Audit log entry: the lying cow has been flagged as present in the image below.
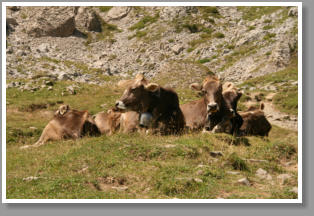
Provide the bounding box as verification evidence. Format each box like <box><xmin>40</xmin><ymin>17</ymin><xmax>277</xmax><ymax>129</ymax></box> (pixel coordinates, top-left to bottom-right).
<box><xmin>115</xmin><ymin>74</ymin><xmax>185</xmax><ymax>135</ymax></box>
<box><xmin>94</xmin><ymin>108</ymin><xmax>141</xmax><ymax>135</ymax></box>
<box><xmin>238</xmin><ymin>103</ymin><xmax>272</xmax><ymax>136</ymax></box>
<box><xmin>20</xmin><ymin>105</ymin><xmax>99</xmax><ymax>149</ymax></box>
<box><xmin>93</xmin><ymin>109</ymin><xmax>122</xmax><ymax>135</ymax></box>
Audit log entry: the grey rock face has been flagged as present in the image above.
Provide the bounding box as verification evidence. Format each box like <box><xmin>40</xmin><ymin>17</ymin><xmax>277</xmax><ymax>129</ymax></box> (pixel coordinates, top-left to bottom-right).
<box><xmin>27</xmin><ymin>7</ymin><xmax>76</xmax><ymax>37</ymax></box>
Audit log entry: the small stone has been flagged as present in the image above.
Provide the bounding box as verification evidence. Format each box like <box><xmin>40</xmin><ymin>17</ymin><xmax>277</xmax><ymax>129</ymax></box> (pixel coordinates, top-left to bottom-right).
<box><xmin>197</xmin><ymin>164</ymin><xmax>207</xmax><ymax>168</ymax></box>
<box><xmin>66</xmin><ymin>86</ymin><xmax>76</xmax><ymax>95</ymax></box>
<box><xmin>210</xmin><ymin>151</ymin><xmax>223</xmax><ymax>157</ymax></box>
<box><xmin>29</xmin><ymin>126</ymin><xmax>37</xmax><ymax>130</ymax></box>
<box><xmin>78</xmin><ymin>166</ymin><xmax>89</xmax><ymax>173</ymax></box>
<box><xmin>58</xmin><ymin>73</ymin><xmax>71</xmax><ymax>81</ymax></box>
<box><xmin>171</xmin><ymin>44</ymin><xmax>184</xmax><ymax>55</ymax></box>
<box><xmin>247</xmin><ymin>159</ymin><xmax>268</xmax><ymax>163</ymax></box>
<box><xmin>100</xmin><ymin>103</ymin><xmax>107</xmax><ymax>108</ymax></box>
<box><xmin>23</xmin><ymin>176</ymin><xmax>39</xmax><ymax>181</ymax></box>
<box><xmin>165</xmin><ymin>144</ymin><xmax>176</xmax><ymax>148</ymax></box>
<box><xmin>277</xmin><ymin>174</ymin><xmax>292</xmax><ymax>184</ymax></box>
<box><xmin>48</xmin><ymin>86</ymin><xmax>53</xmax><ymax>91</ymax></box>
<box><xmin>45</xmin><ymin>80</ymin><xmax>54</xmax><ymax>86</ymax></box>
<box><xmin>195</xmin><ymin>170</ymin><xmax>204</xmax><ymax>175</ymax></box>
<box><xmin>289</xmin><ymin>187</ymin><xmax>298</xmax><ymax>194</ymax></box>
<box><xmin>256</xmin><ymin>168</ymin><xmax>267</xmax><ymax>179</ymax></box>
<box><xmin>111</xmin><ymin>186</ymin><xmax>128</xmax><ymax>191</ymax></box>
<box><xmin>238</xmin><ymin>177</ymin><xmax>251</xmax><ymax>186</ymax></box>
<box><xmin>193</xmin><ymin>178</ymin><xmax>203</xmax><ymax>183</ymax></box>
<box><xmin>37</xmin><ymin>43</ymin><xmax>50</xmax><ymax>53</ymax></box>
<box><xmin>227</xmin><ymin>171</ymin><xmax>240</xmax><ymax>175</ymax></box>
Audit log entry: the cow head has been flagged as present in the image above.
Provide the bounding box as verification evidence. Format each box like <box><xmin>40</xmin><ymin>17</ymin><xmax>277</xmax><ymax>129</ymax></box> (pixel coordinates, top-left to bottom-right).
<box><xmin>190</xmin><ymin>76</ymin><xmax>223</xmax><ymax>115</ymax></box>
<box><xmin>222</xmin><ymin>82</ymin><xmax>242</xmax><ymax>116</ymax></box>
<box><xmin>115</xmin><ymin>74</ymin><xmax>160</xmax><ymax>112</ymax></box>
<box><xmin>55</xmin><ymin>104</ymin><xmax>70</xmax><ymax>116</ymax></box>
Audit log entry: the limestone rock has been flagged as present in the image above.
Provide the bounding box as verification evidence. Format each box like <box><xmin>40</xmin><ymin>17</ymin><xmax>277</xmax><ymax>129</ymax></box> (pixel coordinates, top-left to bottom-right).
<box><xmin>27</xmin><ymin>7</ymin><xmax>76</xmax><ymax>37</ymax></box>
<box><xmin>75</xmin><ymin>7</ymin><xmax>101</xmax><ymax>33</ymax></box>
<box><xmin>105</xmin><ymin>7</ymin><xmax>131</xmax><ymax>21</ymax></box>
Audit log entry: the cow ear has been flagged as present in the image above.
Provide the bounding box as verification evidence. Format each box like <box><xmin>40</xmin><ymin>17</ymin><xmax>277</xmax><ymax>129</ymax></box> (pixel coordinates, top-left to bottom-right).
<box><xmin>145</xmin><ymin>83</ymin><xmax>159</xmax><ymax>92</ymax></box>
<box><xmin>237</xmin><ymin>91</ymin><xmax>243</xmax><ymax>99</ymax></box>
<box><xmin>190</xmin><ymin>83</ymin><xmax>202</xmax><ymax>91</ymax></box>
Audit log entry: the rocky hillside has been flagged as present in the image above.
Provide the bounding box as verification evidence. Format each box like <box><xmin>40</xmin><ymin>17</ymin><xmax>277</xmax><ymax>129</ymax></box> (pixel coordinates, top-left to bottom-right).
<box><xmin>6</xmin><ymin>6</ymin><xmax>298</xmax><ymax>87</ymax></box>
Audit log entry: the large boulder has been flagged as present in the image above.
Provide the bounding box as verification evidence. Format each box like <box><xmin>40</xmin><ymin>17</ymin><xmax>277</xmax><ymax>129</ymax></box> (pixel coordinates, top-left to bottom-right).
<box><xmin>27</xmin><ymin>7</ymin><xmax>76</xmax><ymax>37</ymax></box>
<box><xmin>75</xmin><ymin>7</ymin><xmax>101</xmax><ymax>33</ymax></box>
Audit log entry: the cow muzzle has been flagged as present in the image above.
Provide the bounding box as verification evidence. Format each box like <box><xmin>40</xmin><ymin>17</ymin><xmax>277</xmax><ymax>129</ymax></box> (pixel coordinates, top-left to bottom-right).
<box><xmin>207</xmin><ymin>103</ymin><xmax>219</xmax><ymax>113</ymax></box>
<box><xmin>115</xmin><ymin>101</ymin><xmax>127</xmax><ymax>110</ymax></box>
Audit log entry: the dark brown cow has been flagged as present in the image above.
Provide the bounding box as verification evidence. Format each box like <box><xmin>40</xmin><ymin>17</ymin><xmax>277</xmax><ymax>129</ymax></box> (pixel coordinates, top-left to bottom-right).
<box><xmin>181</xmin><ymin>76</ymin><xmax>235</xmax><ymax>132</ymax></box>
<box><xmin>238</xmin><ymin>103</ymin><xmax>272</xmax><ymax>136</ymax></box>
<box><xmin>222</xmin><ymin>82</ymin><xmax>243</xmax><ymax>135</ymax></box>
<box><xmin>20</xmin><ymin>105</ymin><xmax>99</xmax><ymax>149</ymax></box>
<box><xmin>115</xmin><ymin>74</ymin><xmax>185</xmax><ymax>135</ymax></box>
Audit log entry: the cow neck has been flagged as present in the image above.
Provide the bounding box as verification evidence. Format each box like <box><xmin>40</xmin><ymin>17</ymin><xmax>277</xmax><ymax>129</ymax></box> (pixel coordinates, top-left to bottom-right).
<box><xmin>145</xmin><ymin>88</ymin><xmax>161</xmax><ymax>114</ymax></box>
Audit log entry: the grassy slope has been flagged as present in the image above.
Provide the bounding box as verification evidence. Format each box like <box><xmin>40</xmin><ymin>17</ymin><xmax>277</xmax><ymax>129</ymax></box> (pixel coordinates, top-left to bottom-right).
<box><xmin>6</xmin><ymin>79</ymin><xmax>298</xmax><ymax>199</ymax></box>
<box><xmin>239</xmin><ymin>57</ymin><xmax>298</xmax><ymax>115</ymax></box>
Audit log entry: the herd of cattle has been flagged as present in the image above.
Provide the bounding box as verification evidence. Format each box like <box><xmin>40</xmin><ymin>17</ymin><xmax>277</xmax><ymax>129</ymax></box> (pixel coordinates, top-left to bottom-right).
<box><xmin>20</xmin><ymin>74</ymin><xmax>272</xmax><ymax>149</ymax></box>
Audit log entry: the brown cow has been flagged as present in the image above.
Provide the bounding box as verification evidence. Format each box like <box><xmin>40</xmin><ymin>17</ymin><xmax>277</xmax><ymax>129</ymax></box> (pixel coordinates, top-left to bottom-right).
<box><xmin>115</xmin><ymin>74</ymin><xmax>185</xmax><ymax>135</ymax></box>
<box><xmin>222</xmin><ymin>82</ymin><xmax>243</xmax><ymax>135</ymax></box>
<box><xmin>93</xmin><ymin>109</ymin><xmax>122</xmax><ymax>135</ymax></box>
<box><xmin>180</xmin><ymin>76</ymin><xmax>234</xmax><ymax>132</ymax></box>
<box><xmin>238</xmin><ymin>103</ymin><xmax>272</xmax><ymax>136</ymax></box>
<box><xmin>94</xmin><ymin>109</ymin><xmax>141</xmax><ymax>135</ymax></box>
<box><xmin>20</xmin><ymin>105</ymin><xmax>98</xmax><ymax>149</ymax></box>
<box><xmin>120</xmin><ymin>111</ymin><xmax>140</xmax><ymax>133</ymax></box>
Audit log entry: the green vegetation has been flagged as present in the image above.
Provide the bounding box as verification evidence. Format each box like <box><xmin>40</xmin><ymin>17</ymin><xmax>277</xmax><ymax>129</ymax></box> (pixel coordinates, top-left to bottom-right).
<box><xmin>197</xmin><ymin>58</ymin><xmax>211</xmax><ymax>64</ymax></box>
<box><xmin>263</xmin><ymin>25</ymin><xmax>274</xmax><ymax>30</ymax></box>
<box><xmin>21</xmin><ymin>13</ymin><xmax>27</xmax><ymax>19</ymax></box>
<box><xmin>247</xmin><ymin>26</ymin><xmax>256</xmax><ymax>31</ymax></box>
<box><xmin>237</xmin><ymin>6</ymin><xmax>283</xmax><ymax>21</ymax></box>
<box><xmin>129</xmin><ymin>14</ymin><xmax>159</xmax><ymax>31</ymax></box>
<box><xmin>214</xmin><ymin>32</ymin><xmax>225</xmax><ymax>38</ymax></box>
<box><xmin>198</xmin><ymin>6</ymin><xmax>222</xmax><ymax>19</ymax></box>
<box><xmin>84</xmin><ymin>16</ymin><xmax>120</xmax><ymax>46</ymax></box>
<box><xmin>98</xmin><ymin>6</ymin><xmax>113</xmax><ymax>13</ymax></box>
<box><xmin>6</xmin><ymin>91</ymin><xmax>298</xmax><ymax>198</ymax></box>
<box><xmin>240</xmin><ymin>57</ymin><xmax>298</xmax><ymax>115</ymax></box>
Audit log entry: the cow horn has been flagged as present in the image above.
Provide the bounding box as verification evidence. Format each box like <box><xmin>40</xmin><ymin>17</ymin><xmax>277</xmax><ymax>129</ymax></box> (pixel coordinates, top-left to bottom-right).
<box><xmin>144</xmin><ymin>83</ymin><xmax>159</xmax><ymax>92</ymax></box>
<box><xmin>190</xmin><ymin>83</ymin><xmax>202</xmax><ymax>91</ymax></box>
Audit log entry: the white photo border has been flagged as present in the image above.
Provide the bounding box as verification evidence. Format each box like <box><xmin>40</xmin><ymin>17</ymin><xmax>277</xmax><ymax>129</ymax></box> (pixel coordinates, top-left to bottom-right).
<box><xmin>1</xmin><ymin>1</ymin><xmax>303</xmax><ymax>204</ymax></box>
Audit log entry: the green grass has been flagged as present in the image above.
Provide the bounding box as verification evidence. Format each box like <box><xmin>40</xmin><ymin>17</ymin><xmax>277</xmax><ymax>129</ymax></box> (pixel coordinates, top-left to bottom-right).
<box><xmin>197</xmin><ymin>58</ymin><xmax>211</xmax><ymax>64</ymax></box>
<box><xmin>263</xmin><ymin>33</ymin><xmax>276</xmax><ymax>41</ymax></box>
<box><xmin>6</xmin><ymin>75</ymin><xmax>298</xmax><ymax>199</ymax></box>
<box><xmin>240</xmin><ymin>57</ymin><xmax>298</xmax><ymax>115</ymax></box>
<box><xmin>237</xmin><ymin>6</ymin><xmax>283</xmax><ymax>21</ymax></box>
<box><xmin>214</xmin><ymin>32</ymin><xmax>225</xmax><ymax>39</ymax></box>
<box><xmin>84</xmin><ymin>16</ymin><xmax>120</xmax><ymax>45</ymax></box>
<box><xmin>98</xmin><ymin>6</ymin><xmax>113</xmax><ymax>13</ymax></box>
<box><xmin>129</xmin><ymin>14</ymin><xmax>159</xmax><ymax>31</ymax></box>
<box><xmin>198</xmin><ymin>6</ymin><xmax>222</xmax><ymax>19</ymax></box>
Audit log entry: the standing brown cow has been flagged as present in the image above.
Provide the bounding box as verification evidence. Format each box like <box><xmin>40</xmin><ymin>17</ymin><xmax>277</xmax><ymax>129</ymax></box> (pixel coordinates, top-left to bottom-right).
<box><xmin>115</xmin><ymin>74</ymin><xmax>185</xmax><ymax>135</ymax></box>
